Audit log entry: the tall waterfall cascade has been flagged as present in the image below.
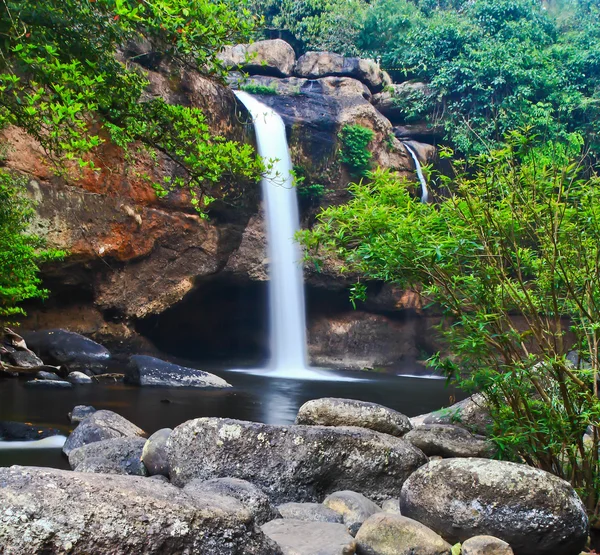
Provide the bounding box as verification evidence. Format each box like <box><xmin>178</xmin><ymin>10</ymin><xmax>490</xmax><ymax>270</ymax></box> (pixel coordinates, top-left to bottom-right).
<box><xmin>404</xmin><ymin>144</ymin><xmax>429</xmax><ymax>203</ymax></box>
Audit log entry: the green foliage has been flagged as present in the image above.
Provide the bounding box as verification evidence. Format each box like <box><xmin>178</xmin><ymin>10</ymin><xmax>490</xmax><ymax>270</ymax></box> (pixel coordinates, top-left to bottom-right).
<box><xmin>240</xmin><ymin>83</ymin><xmax>279</xmax><ymax>96</ymax></box>
<box><xmin>0</xmin><ymin>171</ymin><xmax>64</xmax><ymax>321</ymax></box>
<box><xmin>301</xmin><ymin>131</ymin><xmax>600</xmax><ymax>517</ymax></box>
<box><xmin>0</xmin><ymin>0</ymin><xmax>263</xmax><ymax>213</ymax></box>
<box><xmin>338</xmin><ymin>125</ymin><xmax>375</xmax><ymax>177</ymax></box>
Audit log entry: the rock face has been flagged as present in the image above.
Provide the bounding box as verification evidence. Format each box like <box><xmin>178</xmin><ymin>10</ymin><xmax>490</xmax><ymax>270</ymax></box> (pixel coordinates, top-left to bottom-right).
<box><xmin>125</xmin><ymin>355</ymin><xmax>231</xmax><ymax>388</ymax></box>
<box><xmin>62</xmin><ymin>409</ymin><xmax>146</xmax><ymax>456</ymax></box>
<box><xmin>461</xmin><ymin>536</ymin><xmax>514</xmax><ymax>555</ymax></box>
<box><xmin>0</xmin><ymin>466</ymin><xmax>280</xmax><ymax>554</ymax></box>
<box><xmin>296</xmin><ymin>398</ymin><xmax>412</xmax><ymax>437</ymax></box>
<box><xmin>404</xmin><ymin>425</ymin><xmax>495</xmax><ymax>458</ymax></box>
<box><xmin>167</xmin><ymin>418</ymin><xmax>427</xmax><ymax>503</ymax></box>
<box><xmin>354</xmin><ymin>513</ymin><xmax>452</xmax><ymax>555</ymax></box>
<box><xmin>68</xmin><ymin>437</ymin><xmax>148</xmax><ymax>476</ymax></box>
<box><xmin>278</xmin><ymin>503</ymin><xmax>343</xmax><ymax>524</ymax></box>
<box><xmin>323</xmin><ymin>491</ymin><xmax>382</xmax><ymax>536</ymax></box>
<box><xmin>400</xmin><ymin>458</ymin><xmax>588</xmax><ymax>555</ymax></box>
<box><xmin>218</xmin><ymin>39</ymin><xmax>296</xmax><ymax>77</ymax></box>
<box><xmin>141</xmin><ymin>428</ymin><xmax>172</xmax><ymax>476</ymax></box>
<box><xmin>261</xmin><ymin>519</ymin><xmax>356</xmax><ymax>555</ymax></box>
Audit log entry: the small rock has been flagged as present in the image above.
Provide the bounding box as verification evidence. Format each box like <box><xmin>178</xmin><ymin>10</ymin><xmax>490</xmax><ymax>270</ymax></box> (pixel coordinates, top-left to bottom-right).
<box><xmin>68</xmin><ymin>437</ymin><xmax>148</xmax><ymax>476</ymax></box>
<box><xmin>24</xmin><ymin>379</ymin><xmax>72</xmax><ymax>389</ymax></box>
<box><xmin>68</xmin><ymin>371</ymin><xmax>93</xmax><ymax>384</ymax></box>
<box><xmin>8</xmin><ymin>350</ymin><xmax>44</xmax><ymax>368</ymax></box>
<box><xmin>355</xmin><ymin>513</ymin><xmax>452</xmax><ymax>555</ymax></box>
<box><xmin>63</xmin><ymin>409</ymin><xmax>146</xmax><ymax>456</ymax></box>
<box><xmin>323</xmin><ymin>491</ymin><xmax>381</xmax><ymax>536</ymax></box>
<box><xmin>381</xmin><ymin>498</ymin><xmax>401</xmax><ymax>515</ymax></box>
<box><xmin>35</xmin><ymin>370</ymin><xmax>62</xmax><ymax>381</ymax></box>
<box><xmin>141</xmin><ymin>428</ymin><xmax>172</xmax><ymax>476</ymax></box>
<box><xmin>68</xmin><ymin>405</ymin><xmax>96</xmax><ymax>423</ymax></box>
<box><xmin>296</xmin><ymin>398</ymin><xmax>412</xmax><ymax>437</ymax></box>
<box><xmin>262</xmin><ymin>518</ymin><xmax>357</xmax><ymax>555</ymax></box>
<box><xmin>404</xmin><ymin>425</ymin><xmax>495</xmax><ymax>458</ymax></box>
<box><xmin>278</xmin><ymin>502</ymin><xmax>343</xmax><ymax>523</ymax></box>
<box><xmin>462</xmin><ymin>535</ymin><xmax>514</xmax><ymax>555</ymax></box>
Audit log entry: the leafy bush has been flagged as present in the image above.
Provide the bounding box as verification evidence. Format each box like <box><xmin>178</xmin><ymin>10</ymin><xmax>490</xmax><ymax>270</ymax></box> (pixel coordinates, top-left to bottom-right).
<box><xmin>301</xmin><ymin>131</ymin><xmax>600</xmax><ymax>518</ymax></box>
<box><xmin>240</xmin><ymin>84</ymin><xmax>279</xmax><ymax>96</ymax></box>
<box><xmin>338</xmin><ymin>125</ymin><xmax>375</xmax><ymax>177</ymax></box>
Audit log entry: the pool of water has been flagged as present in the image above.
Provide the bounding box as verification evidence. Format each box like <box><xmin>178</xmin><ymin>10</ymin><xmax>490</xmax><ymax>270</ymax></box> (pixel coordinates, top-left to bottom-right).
<box><xmin>0</xmin><ymin>367</ymin><xmax>463</xmax><ymax>469</ymax></box>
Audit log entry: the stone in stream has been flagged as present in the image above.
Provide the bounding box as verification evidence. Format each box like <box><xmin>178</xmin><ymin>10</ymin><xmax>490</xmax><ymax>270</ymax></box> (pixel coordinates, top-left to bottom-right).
<box><xmin>35</xmin><ymin>370</ymin><xmax>62</xmax><ymax>381</ymax></box>
<box><xmin>183</xmin><ymin>477</ymin><xmax>278</xmax><ymax>525</ymax></box>
<box><xmin>323</xmin><ymin>491</ymin><xmax>382</xmax><ymax>536</ymax></box>
<box><xmin>68</xmin><ymin>405</ymin><xmax>96</xmax><ymax>423</ymax></box>
<box><xmin>354</xmin><ymin>513</ymin><xmax>452</xmax><ymax>555</ymax></box>
<box><xmin>125</xmin><ymin>354</ymin><xmax>232</xmax><ymax>388</ymax></box>
<box><xmin>62</xmin><ymin>409</ymin><xmax>146</xmax><ymax>456</ymax></box>
<box><xmin>24</xmin><ymin>379</ymin><xmax>72</xmax><ymax>389</ymax></box>
<box><xmin>8</xmin><ymin>349</ymin><xmax>44</xmax><ymax>368</ymax></box>
<box><xmin>261</xmin><ymin>519</ymin><xmax>356</xmax><ymax>555</ymax></box>
<box><xmin>296</xmin><ymin>398</ymin><xmax>412</xmax><ymax>437</ymax></box>
<box><xmin>0</xmin><ymin>421</ymin><xmax>61</xmax><ymax>441</ymax></box>
<box><xmin>68</xmin><ymin>371</ymin><xmax>93</xmax><ymax>384</ymax></box>
<box><xmin>167</xmin><ymin>418</ymin><xmax>427</xmax><ymax>503</ymax></box>
<box><xmin>400</xmin><ymin>458</ymin><xmax>588</xmax><ymax>555</ymax></box>
<box><xmin>68</xmin><ymin>437</ymin><xmax>148</xmax><ymax>476</ymax></box>
<box><xmin>141</xmin><ymin>428</ymin><xmax>172</xmax><ymax>476</ymax></box>
<box><xmin>404</xmin><ymin>425</ymin><xmax>495</xmax><ymax>458</ymax></box>
<box><xmin>0</xmin><ymin>466</ymin><xmax>280</xmax><ymax>554</ymax></box>
<box><xmin>278</xmin><ymin>502</ymin><xmax>343</xmax><ymax>524</ymax></box>
<box><xmin>461</xmin><ymin>536</ymin><xmax>514</xmax><ymax>555</ymax></box>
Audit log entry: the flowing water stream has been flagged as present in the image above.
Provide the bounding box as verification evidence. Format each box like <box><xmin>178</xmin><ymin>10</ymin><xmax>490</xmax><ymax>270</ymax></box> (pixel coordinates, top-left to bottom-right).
<box><xmin>404</xmin><ymin>143</ymin><xmax>429</xmax><ymax>203</ymax></box>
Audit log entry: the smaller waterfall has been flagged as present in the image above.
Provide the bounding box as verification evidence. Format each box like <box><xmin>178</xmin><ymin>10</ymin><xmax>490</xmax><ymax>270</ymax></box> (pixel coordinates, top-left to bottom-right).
<box><xmin>404</xmin><ymin>144</ymin><xmax>429</xmax><ymax>203</ymax></box>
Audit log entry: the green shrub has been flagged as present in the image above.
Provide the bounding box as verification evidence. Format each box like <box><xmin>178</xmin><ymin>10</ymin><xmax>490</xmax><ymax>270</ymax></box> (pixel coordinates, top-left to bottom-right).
<box><xmin>240</xmin><ymin>83</ymin><xmax>279</xmax><ymax>96</ymax></box>
<box><xmin>338</xmin><ymin>124</ymin><xmax>375</xmax><ymax>177</ymax></box>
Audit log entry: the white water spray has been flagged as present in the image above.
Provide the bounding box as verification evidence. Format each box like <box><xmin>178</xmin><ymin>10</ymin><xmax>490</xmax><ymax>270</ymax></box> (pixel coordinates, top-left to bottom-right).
<box><xmin>404</xmin><ymin>144</ymin><xmax>429</xmax><ymax>203</ymax></box>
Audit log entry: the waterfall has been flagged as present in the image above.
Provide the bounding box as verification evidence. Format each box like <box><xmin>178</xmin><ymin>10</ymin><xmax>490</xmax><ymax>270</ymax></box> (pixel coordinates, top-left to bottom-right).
<box><xmin>404</xmin><ymin>144</ymin><xmax>429</xmax><ymax>203</ymax></box>
<box><xmin>234</xmin><ymin>91</ymin><xmax>309</xmax><ymax>375</ymax></box>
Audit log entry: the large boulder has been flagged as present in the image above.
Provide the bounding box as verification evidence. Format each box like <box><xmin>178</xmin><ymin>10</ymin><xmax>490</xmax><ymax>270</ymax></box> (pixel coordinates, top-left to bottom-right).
<box><xmin>125</xmin><ymin>354</ymin><xmax>231</xmax><ymax>388</ymax></box>
<box><xmin>21</xmin><ymin>329</ymin><xmax>111</xmax><ymax>372</ymax></box>
<box><xmin>68</xmin><ymin>437</ymin><xmax>148</xmax><ymax>476</ymax></box>
<box><xmin>62</xmin><ymin>409</ymin><xmax>146</xmax><ymax>456</ymax></box>
<box><xmin>372</xmin><ymin>81</ymin><xmax>433</xmax><ymax>123</ymax></box>
<box><xmin>461</xmin><ymin>536</ymin><xmax>514</xmax><ymax>555</ymax></box>
<box><xmin>278</xmin><ymin>503</ymin><xmax>343</xmax><ymax>524</ymax></box>
<box><xmin>404</xmin><ymin>425</ymin><xmax>495</xmax><ymax>458</ymax></box>
<box><xmin>294</xmin><ymin>52</ymin><xmax>387</xmax><ymax>92</ymax></box>
<box><xmin>0</xmin><ymin>466</ymin><xmax>280</xmax><ymax>554</ymax></box>
<box><xmin>296</xmin><ymin>398</ymin><xmax>412</xmax><ymax>437</ymax></box>
<box><xmin>218</xmin><ymin>39</ymin><xmax>296</xmax><ymax>77</ymax></box>
<box><xmin>400</xmin><ymin>458</ymin><xmax>588</xmax><ymax>555</ymax></box>
<box><xmin>167</xmin><ymin>418</ymin><xmax>427</xmax><ymax>503</ymax></box>
<box><xmin>323</xmin><ymin>491</ymin><xmax>381</xmax><ymax>536</ymax></box>
<box><xmin>261</xmin><ymin>519</ymin><xmax>356</xmax><ymax>555</ymax></box>
<box><xmin>354</xmin><ymin>513</ymin><xmax>452</xmax><ymax>555</ymax></box>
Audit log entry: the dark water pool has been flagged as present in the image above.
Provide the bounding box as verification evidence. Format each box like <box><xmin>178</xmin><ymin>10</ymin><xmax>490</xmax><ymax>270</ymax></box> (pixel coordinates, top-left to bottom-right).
<box><xmin>0</xmin><ymin>367</ymin><xmax>463</xmax><ymax>469</ymax></box>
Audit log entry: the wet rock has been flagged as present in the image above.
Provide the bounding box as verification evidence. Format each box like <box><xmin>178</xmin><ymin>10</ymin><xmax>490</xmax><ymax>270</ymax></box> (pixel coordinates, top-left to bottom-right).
<box><xmin>7</xmin><ymin>349</ymin><xmax>44</xmax><ymax>368</ymax></box>
<box><xmin>355</xmin><ymin>513</ymin><xmax>452</xmax><ymax>555</ymax></box>
<box><xmin>262</xmin><ymin>519</ymin><xmax>356</xmax><ymax>555</ymax></box>
<box><xmin>218</xmin><ymin>39</ymin><xmax>296</xmax><ymax>77</ymax></box>
<box><xmin>381</xmin><ymin>498</ymin><xmax>401</xmax><ymax>515</ymax></box>
<box><xmin>294</xmin><ymin>51</ymin><xmax>387</xmax><ymax>92</ymax></box>
<box><xmin>183</xmin><ymin>477</ymin><xmax>278</xmax><ymax>525</ymax></box>
<box><xmin>63</xmin><ymin>409</ymin><xmax>146</xmax><ymax>456</ymax></box>
<box><xmin>0</xmin><ymin>466</ymin><xmax>280</xmax><ymax>554</ymax></box>
<box><xmin>68</xmin><ymin>371</ymin><xmax>93</xmax><ymax>384</ymax></box>
<box><xmin>168</xmin><ymin>418</ymin><xmax>427</xmax><ymax>503</ymax></box>
<box><xmin>141</xmin><ymin>428</ymin><xmax>172</xmax><ymax>476</ymax></box>
<box><xmin>323</xmin><ymin>491</ymin><xmax>381</xmax><ymax>536</ymax></box>
<box><xmin>404</xmin><ymin>425</ymin><xmax>495</xmax><ymax>458</ymax></box>
<box><xmin>461</xmin><ymin>536</ymin><xmax>514</xmax><ymax>555</ymax></box>
<box><xmin>36</xmin><ymin>370</ymin><xmax>62</xmax><ymax>380</ymax></box>
<box><xmin>278</xmin><ymin>502</ymin><xmax>343</xmax><ymax>524</ymax></box>
<box><xmin>126</xmin><ymin>355</ymin><xmax>231</xmax><ymax>388</ymax></box>
<box><xmin>0</xmin><ymin>421</ymin><xmax>61</xmax><ymax>441</ymax></box>
<box><xmin>68</xmin><ymin>405</ymin><xmax>96</xmax><ymax>423</ymax></box>
<box><xmin>400</xmin><ymin>458</ymin><xmax>588</xmax><ymax>555</ymax></box>
<box><xmin>68</xmin><ymin>437</ymin><xmax>148</xmax><ymax>476</ymax></box>
<box><xmin>24</xmin><ymin>379</ymin><xmax>72</xmax><ymax>389</ymax></box>
<box><xmin>296</xmin><ymin>398</ymin><xmax>412</xmax><ymax>437</ymax></box>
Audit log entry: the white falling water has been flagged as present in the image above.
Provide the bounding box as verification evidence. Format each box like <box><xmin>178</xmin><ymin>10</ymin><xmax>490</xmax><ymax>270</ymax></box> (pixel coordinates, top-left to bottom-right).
<box><xmin>404</xmin><ymin>144</ymin><xmax>429</xmax><ymax>203</ymax></box>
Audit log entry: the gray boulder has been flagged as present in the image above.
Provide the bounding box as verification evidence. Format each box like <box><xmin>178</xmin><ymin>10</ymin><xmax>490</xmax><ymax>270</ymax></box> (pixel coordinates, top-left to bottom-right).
<box><xmin>141</xmin><ymin>428</ymin><xmax>172</xmax><ymax>476</ymax></box>
<box><xmin>167</xmin><ymin>418</ymin><xmax>427</xmax><ymax>503</ymax></box>
<box><xmin>62</xmin><ymin>409</ymin><xmax>146</xmax><ymax>456</ymax></box>
<box><xmin>68</xmin><ymin>405</ymin><xmax>96</xmax><ymax>423</ymax></box>
<box><xmin>323</xmin><ymin>491</ymin><xmax>381</xmax><ymax>536</ymax></box>
<box><xmin>0</xmin><ymin>466</ymin><xmax>280</xmax><ymax>554</ymax></box>
<box><xmin>68</xmin><ymin>371</ymin><xmax>93</xmax><ymax>384</ymax></box>
<box><xmin>183</xmin><ymin>478</ymin><xmax>279</xmax><ymax>525</ymax></box>
<box><xmin>400</xmin><ymin>458</ymin><xmax>588</xmax><ymax>555</ymax></box>
<box><xmin>462</xmin><ymin>536</ymin><xmax>514</xmax><ymax>555</ymax></box>
<box><xmin>7</xmin><ymin>350</ymin><xmax>44</xmax><ymax>368</ymax></box>
<box><xmin>35</xmin><ymin>370</ymin><xmax>62</xmax><ymax>380</ymax></box>
<box><xmin>262</xmin><ymin>519</ymin><xmax>356</xmax><ymax>555</ymax></box>
<box><xmin>24</xmin><ymin>379</ymin><xmax>72</xmax><ymax>389</ymax></box>
<box><xmin>126</xmin><ymin>355</ymin><xmax>231</xmax><ymax>388</ymax></box>
<box><xmin>68</xmin><ymin>437</ymin><xmax>148</xmax><ymax>476</ymax></box>
<box><xmin>296</xmin><ymin>398</ymin><xmax>412</xmax><ymax>437</ymax></box>
<box><xmin>404</xmin><ymin>425</ymin><xmax>495</xmax><ymax>458</ymax></box>
<box><xmin>355</xmin><ymin>513</ymin><xmax>452</xmax><ymax>555</ymax></box>
<box><xmin>218</xmin><ymin>39</ymin><xmax>296</xmax><ymax>77</ymax></box>
<box><xmin>278</xmin><ymin>503</ymin><xmax>343</xmax><ymax>524</ymax></box>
